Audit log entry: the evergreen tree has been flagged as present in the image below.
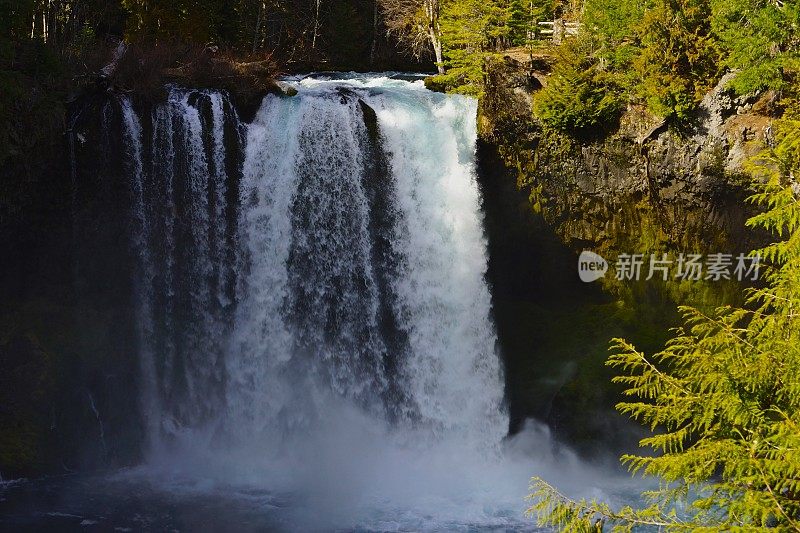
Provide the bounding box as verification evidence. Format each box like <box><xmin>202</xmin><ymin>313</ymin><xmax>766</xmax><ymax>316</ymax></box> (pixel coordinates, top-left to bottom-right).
<box><xmin>532</xmin><ymin>36</ymin><xmax>622</xmax><ymax>133</ymax></box>
<box><xmin>711</xmin><ymin>0</ymin><xmax>800</xmax><ymax>95</ymax></box>
<box><xmin>582</xmin><ymin>0</ymin><xmax>646</xmax><ymax>77</ymax></box>
<box><xmin>432</xmin><ymin>0</ymin><xmax>510</xmax><ymax>94</ymax></box>
<box><xmin>634</xmin><ymin>0</ymin><xmax>722</xmax><ymax>121</ymax></box>
<box><xmin>507</xmin><ymin>0</ymin><xmax>548</xmax><ymax>46</ymax></box>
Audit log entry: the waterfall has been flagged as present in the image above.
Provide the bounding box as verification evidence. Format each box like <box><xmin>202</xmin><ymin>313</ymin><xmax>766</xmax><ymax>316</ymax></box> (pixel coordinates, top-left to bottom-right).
<box><xmin>118</xmin><ymin>76</ymin><xmax>506</xmax><ymax>471</ymax></box>
<box><xmin>121</xmin><ymin>89</ymin><xmax>244</xmax><ymax>451</ymax></box>
<box><xmin>120</xmin><ymin>96</ymin><xmax>159</xmax><ymax>447</ymax></box>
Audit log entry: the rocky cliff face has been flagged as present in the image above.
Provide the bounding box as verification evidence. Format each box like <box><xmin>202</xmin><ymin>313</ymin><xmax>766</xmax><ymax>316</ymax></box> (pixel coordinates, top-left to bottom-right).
<box><xmin>479</xmin><ymin>53</ymin><xmax>773</xmax><ymax>256</ymax></box>
<box><xmin>476</xmin><ymin>53</ymin><xmax>774</xmax><ymax>453</ymax></box>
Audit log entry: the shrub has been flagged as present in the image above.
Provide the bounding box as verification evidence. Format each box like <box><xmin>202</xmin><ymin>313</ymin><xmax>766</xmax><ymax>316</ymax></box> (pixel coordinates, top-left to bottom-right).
<box><xmin>533</xmin><ymin>39</ymin><xmax>621</xmax><ymax>134</ymax></box>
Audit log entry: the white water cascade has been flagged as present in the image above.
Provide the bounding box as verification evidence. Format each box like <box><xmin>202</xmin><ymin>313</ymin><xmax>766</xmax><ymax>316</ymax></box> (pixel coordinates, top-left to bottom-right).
<box><xmin>120</xmin><ymin>76</ymin><xmax>505</xmax><ymax>447</ymax></box>
<box><xmin>229</xmin><ymin>77</ymin><xmax>506</xmax><ymax>444</ymax></box>
<box><xmin>115</xmin><ymin>76</ymin><xmax>618</xmax><ymax>530</ymax></box>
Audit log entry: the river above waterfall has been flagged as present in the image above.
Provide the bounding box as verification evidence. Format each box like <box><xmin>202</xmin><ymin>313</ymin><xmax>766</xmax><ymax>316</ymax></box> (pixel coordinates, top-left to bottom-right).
<box><xmin>1</xmin><ymin>73</ymin><xmax>645</xmax><ymax>531</ymax></box>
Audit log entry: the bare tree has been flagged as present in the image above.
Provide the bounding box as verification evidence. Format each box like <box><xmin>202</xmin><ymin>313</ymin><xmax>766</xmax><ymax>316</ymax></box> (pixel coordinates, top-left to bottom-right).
<box><xmin>253</xmin><ymin>0</ymin><xmax>266</xmax><ymax>53</ymax></box>
<box><xmin>312</xmin><ymin>0</ymin><xmax>322</xmax><ymax>49</ymax></box>
<box><xmin>370</xmin><ymin>0</ymin><xmax>378</xmax><ymax>66</ymax></box>
<box><xmin>378</xmin><ymin>0</ymin><xmax>444</xmax><ymax>74</ymax></box>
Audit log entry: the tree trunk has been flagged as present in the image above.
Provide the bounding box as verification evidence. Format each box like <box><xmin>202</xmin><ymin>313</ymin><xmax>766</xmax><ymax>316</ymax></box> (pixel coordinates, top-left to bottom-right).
<box><xmin>430</xmin><ymin>31</ymin><xmax>444</xmax><ymax>74</ymax></box>
<box><xmin>425</xmin><ymin>0</ymin><xmax>445</xmax><ymax>74</ymax></box>
<box><xmin>252</xmin><ymin>12</ymin><xmax>261</xmax><ymax>53</ymax></box>
<box><xmin>370</xmin><ymin>0</ymin><xmax>378</xmax><ymax>67</ymax></box>
<box><xmin>253</xmin><ymin>0</ymin><xmax>264</xmax><ymax>53</ymax></box>
<box><xmin>312</xmin><ymin>0</ymin><xmax>322</xmax><ymax>49</ymax></box>
<box><xmin>553</xmin><ymin>17</ymin><xmax>565</xmax><ymax>45</ymax></box>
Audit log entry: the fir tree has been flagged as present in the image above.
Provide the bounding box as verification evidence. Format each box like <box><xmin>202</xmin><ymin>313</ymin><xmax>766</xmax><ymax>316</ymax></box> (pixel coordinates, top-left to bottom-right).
<box><xmin>432</xmin><ymin>0</ymin><xmax>510</xmax><ymax>94</ymax></box>
<box><xmin>634</xmin><ymin>0</ymin><xmax>722</xmax><ymax>121</ymax></box>
<box><xmin>507</xmin><ymin>0</ymin><xmax>549</xmax><ymax>46</ymax></box>
<box><xmin>582</xmin><ymin>0</ymin><xmax>646</xmax><ymax>79</ymax></box>
<box><xmin>711</xmin><ymin>0</ymin><xmax>800</xmax><ymax>95</ymax></box>
<box><xmin>532</xmin><ymin>36</ymin><xmax>622</xmax><ymax>133</ymax></box>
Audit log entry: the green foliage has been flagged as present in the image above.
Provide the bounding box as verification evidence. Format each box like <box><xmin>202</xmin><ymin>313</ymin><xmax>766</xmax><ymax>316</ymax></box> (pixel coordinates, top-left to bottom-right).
<box><xmin>528</xmin><ymin>113</ymin><xmax>800</xmax><ymax>530</ymax></box>
<box><xmin>582</xmin><ymin>0</ymin><xmax>646</xmax><ymax>74</ymax></box>
<box><xmin>634</xmin><ymin>0</ymin><xmax>722</xmax><ymax>121</ymax></box>
<box><xmin>533</xmin><ymin>38</ymin><xmax>622</xmax><ymax>133</ymax></box>
<box><xmin>531</xmin><ymin>0</ymin><xmax>725</xmax><ymax>124</ymax></box>
<box><xmin>583</xmin><ymin>0</ymin><xmax>723</xmax><ymax>122</ymax></box>
<box><xmin>430</xmin><ymin>0</ymin><xmax>552</xmax><ymax>94</ymax></box>
<box><xmin>431</xmin><ymin>0</ymin><xmax>511</xmax><ymax>94</ymax></box>
<box><xmin>506</xmin><ymin>0</ymin><xmax>532</xmax><ymax>45</ymax></box>
<box><xmin>531</xmin><ymin>0</ymin><xmax>797</xmax><ymax>126</ymax></box>
<box><xmin>711</xmin><ymin>0</ymin><xmax>800</xmax><ymax>95</ymax></box>
<box><xmin>506</xmin><ymin>0</ymin><xmax>550</xmax><ymax>46</ymax></box>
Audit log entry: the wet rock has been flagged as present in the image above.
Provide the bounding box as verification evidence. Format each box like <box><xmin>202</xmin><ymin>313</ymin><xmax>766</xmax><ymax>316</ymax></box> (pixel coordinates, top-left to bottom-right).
<box><xmin>274</xmin><ymin>81</ymin><xmax>298</xmax><ymax>97</ymax></box>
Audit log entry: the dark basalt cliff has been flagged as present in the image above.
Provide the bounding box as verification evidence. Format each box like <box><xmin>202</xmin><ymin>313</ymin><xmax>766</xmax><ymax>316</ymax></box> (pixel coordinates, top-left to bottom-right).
<box><xmin>476</xmin><ymin>53</ymin><xmax>774</xmax><ymax>452</ymax></box>
<box><xmin>478</xmin><ymin>53</ymin><xmax>773</xmax><ymax>255</ymax></box>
